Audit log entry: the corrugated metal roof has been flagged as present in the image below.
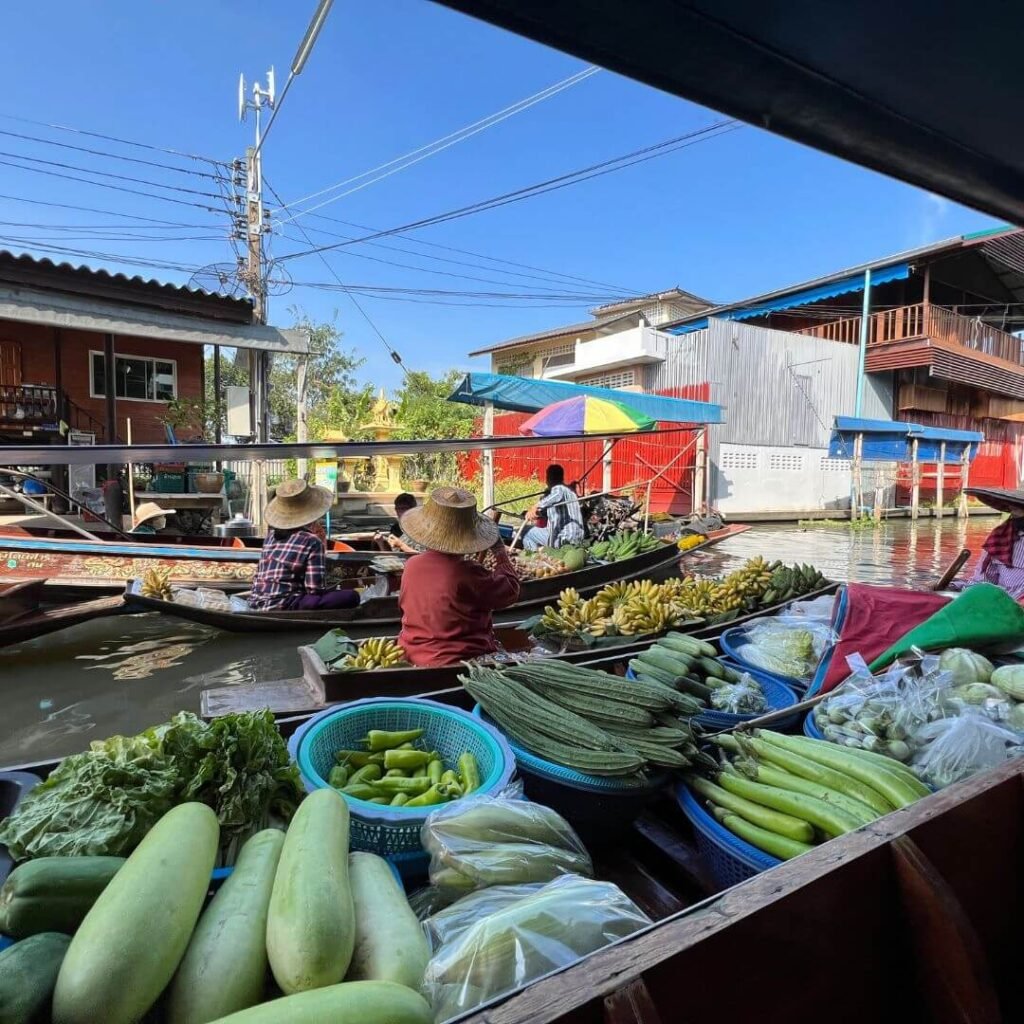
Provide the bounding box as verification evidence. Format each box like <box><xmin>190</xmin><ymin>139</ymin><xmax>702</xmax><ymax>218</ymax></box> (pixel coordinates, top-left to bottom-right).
<box><xmin>663</xmin><ymin>227</ymin><xmax>1024</xmax><ymax>332</ymax></box>
<box><xmin>590</xmin><ymin>286</ymin><xmax>710</xmax><ymax>317</ymax></box>
<box><xmin>0</xmin><ymin>249</ymin><xmax>253</xmax><ymax>323</ymax></box>
<box><xmin>469</xmin><ymin>310</ymin><xmax>639</xmax><ymax>357</ymax></box>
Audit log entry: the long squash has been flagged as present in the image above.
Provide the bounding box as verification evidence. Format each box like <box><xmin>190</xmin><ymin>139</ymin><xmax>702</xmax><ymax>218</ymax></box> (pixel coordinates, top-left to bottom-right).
<box><xmin>346</xmin><ymin>853</ymin><xmax>430</xmax><ymax>991</ymax></box>
<box><xmin>52</xmin><ymin>803</ymin><xmax>219</xmax><ymax>1024</ymax></box>
<box><xmin>166</xmin><ymin>828</ymin><xmax>285</xmax><ymax>1024</ymax></box>
<box><xmin>267</xmin><ymin>788</ymin><xmax>355</xmax><ymax>994</ymax></box>
<box><xmin>200</xmin><ymin>980</ymin><xmax>432</xmax><ymax>1023</ymax></box>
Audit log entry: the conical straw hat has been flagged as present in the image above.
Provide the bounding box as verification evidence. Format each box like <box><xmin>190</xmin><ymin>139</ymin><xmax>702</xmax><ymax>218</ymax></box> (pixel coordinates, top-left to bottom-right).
<box><xmin>134</xmin><ymin>501</ymin><xmax>175</xmax><ymax>526</ymax></box>
<box><xmin>400</xmin><ymin>486</ymin><xmax>498</xmax><ymax>555</ymax></box>
<box><xmin>264</xmin><ymin>479</ymin><xmax>334</xmax><ymax>530</ymax></box>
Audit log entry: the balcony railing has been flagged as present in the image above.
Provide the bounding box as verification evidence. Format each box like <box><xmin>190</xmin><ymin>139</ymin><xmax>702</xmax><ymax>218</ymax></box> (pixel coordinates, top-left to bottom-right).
<box><xmin>0</xmin><ymin>384</ymin><xmax>59</xmax><ymax>426</ymax></box>
<box><xmin>796</xmin><ymin>303</ymin><xmax>1024</xmax><ymax>366</ymax></box>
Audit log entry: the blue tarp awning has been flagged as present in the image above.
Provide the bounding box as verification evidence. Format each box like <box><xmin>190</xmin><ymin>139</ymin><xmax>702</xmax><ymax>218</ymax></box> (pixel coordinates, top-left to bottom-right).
<box><xmin>449</xmin><ymin>372</ymin><xmax>724</xmax><ymax>424</ymax></box>
<box><xmin>829</xmin><ymin>417</ymin><xmax>983</xmax><ymax>461</ymax></box>
<box><xmin>668</xmin><ymin>262</ymin><xmax>912</xmax><ymax>335</ymax></box>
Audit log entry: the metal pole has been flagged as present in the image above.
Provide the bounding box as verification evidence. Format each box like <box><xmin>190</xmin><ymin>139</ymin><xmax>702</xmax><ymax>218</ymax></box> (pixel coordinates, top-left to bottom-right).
<box><xmin>481</xmin><ymin>402</ymin><xmax>495</xmax><ymax>509</ymax></box>
<box><xmin>936</xmin><ymin>441</ymin><xmax>946</xmax><ymax>518</ymax></box>
<box><xmin>126</xmin><ymin>417</ymin><xmax>135</xmax><ymax>526</ymax></box>
<box><xmin>910</xmin><ymin>437</ymin><xmax>920</xmax><ymax>520</ymax></box>
<box><xmin>958</xmin><ymin>446</ymin><xmax>970</xmax><ymax>518</ymax></box>
<box><xmin>0</xmin><ymin>482</ymin><xmax>101</xmax><ymax>541</ymax></box>
<box><xmin>601</xmin><ymin>438</ymin><xmax>614</xmax><ymax>493</ymax></box>
<box><xmin>296</xmin><ymin>353</ymin><xmax>309</xmax><ymax>480</ymax></box>
<box><xmin>855</xmin><ymin>268</ymin><xmax>872</xmax><ymax>416</ymax></box>
<box><xmin>694</xmin><ymin>427</ymin><xmax>707</xmax><ymax>515</ymax></box>
<box><xmin>213</xmin><ymin>345</ymin><xmax>222</xmax><ymax>446</ymax></box>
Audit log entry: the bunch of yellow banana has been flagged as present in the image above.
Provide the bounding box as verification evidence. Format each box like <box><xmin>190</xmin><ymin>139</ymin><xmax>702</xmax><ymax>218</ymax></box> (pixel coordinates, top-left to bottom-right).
<box><xmin>589</xmin><ymin>580</ymin><xmax>634</xmax><ymax>615</ymax></box>
<box><xmin>139</xmin><ymin>567</ymin><xmax>174</xmax><ymax>602</ymax></box>
<box><xmin>341</xmin><ymin>636</ymin><xmax>407</xmax><ymax>670</ymax></box>
<box><xmin>557</xmin><ymin>588</ymin><xmax>584</xmax><ymax>614</ymax></box>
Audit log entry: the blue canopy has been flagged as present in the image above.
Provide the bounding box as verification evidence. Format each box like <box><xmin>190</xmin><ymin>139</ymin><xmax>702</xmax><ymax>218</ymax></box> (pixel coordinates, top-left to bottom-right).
<box><xmin>830</xmin><ymin>417</ymin><xmax>983</xmax><ymax>461</ymax></box>
<box><xmin>449</xmin><ymin>372</ymin><xmax>724</xmax><ymax>424</ymax></box>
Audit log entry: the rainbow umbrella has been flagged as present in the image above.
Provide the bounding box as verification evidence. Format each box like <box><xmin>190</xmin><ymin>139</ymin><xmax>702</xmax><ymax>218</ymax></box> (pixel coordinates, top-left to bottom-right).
<box><xmin>518</xmin><ymin>395</ymin><xmax>656</xmax><ymax>436</ymax></box>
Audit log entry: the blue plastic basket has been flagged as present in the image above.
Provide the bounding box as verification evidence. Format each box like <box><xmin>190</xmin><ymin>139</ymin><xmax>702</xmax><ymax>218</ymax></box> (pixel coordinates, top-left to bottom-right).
<box><xmin>804</xmin><ymin>712</ymin><xmax>825</xmax><ymax>739</ymax></box>
<box><xmin>719</xmin><ymin>626</ymin><xmax>812</xmax><ymax>694</ymax></box>
<box><xmin>676</xmin><ymin>781</ymin><xmax>780</xmax><ymax>888</ymax></box>
<box><xmin>625</xmin><ymin>662</ymin><xmax>800</xmax><ymax>731</ymax></box>
<box><xmin>293</xmin><ymin>697</ymin><xmax>516</xmax><ymax>859</ymax></box>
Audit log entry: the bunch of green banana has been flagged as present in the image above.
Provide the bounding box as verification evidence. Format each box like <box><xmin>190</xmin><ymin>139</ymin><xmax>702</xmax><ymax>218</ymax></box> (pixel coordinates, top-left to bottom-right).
<box><xmin>588</xmin><ymin>530</ymin><xmax>662</xmax><ymax>562</ymax></box>
<box><xmin>341</xmin><ymin>636</ymin><xmax>408</xmax><ymax>670</ymax></box>
<box><xmin>758</xmin><ymin>562</ymin><xmax>827</xmax><ymax>606</ymax></box>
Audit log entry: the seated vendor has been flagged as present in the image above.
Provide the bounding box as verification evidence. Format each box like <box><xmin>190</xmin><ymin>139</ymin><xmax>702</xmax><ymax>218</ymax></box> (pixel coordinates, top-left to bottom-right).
<box><xmin>398</xmin><ymin>487</ymin><xmax>521</xmax><ymax>666</ymax></box>
<box><xmin>523</xmin><ymin>464</ymin><xmax>585</xmax><ymax>551</ymax></box>
<box><xmin>131</xmin><ymin>501</ymin><xmax>175</xmax><ymax>534</ymax></box>
<box><xmin>249</xmin><ymin>479</ymin><xmax>359</xmax><ymax>611</ymax></box>
<box><xmin>375</xmin><ymin>492</ymin><xmax>421</xmax><ymax>553</ymax></box>
<box><xmin>961</xmin><ymin>490</ymin><xmax>1024</xmax><ymax>599</ymax></box>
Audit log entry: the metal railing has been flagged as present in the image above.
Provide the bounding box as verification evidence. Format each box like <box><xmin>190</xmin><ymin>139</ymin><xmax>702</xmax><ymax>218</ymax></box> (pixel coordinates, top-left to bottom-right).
<box><xmin>0</xmin><ymin>383</ymin><xmax>59</xmax><ymax>425</ymax></box>
<box><xmin>796</xmin><ymin>302</ymin><xmax>1024</xmax><ymax>365</ymax></box>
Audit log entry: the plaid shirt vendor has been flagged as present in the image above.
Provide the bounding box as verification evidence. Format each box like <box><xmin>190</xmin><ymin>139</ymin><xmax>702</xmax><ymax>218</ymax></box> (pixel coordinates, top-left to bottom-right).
<box><xmin>249</xmin><ymin>479</ymin><xmax>359</xmax><ymax>611</ymax></box>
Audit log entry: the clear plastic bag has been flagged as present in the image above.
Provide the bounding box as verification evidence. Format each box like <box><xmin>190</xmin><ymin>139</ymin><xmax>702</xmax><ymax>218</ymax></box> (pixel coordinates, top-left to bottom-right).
<box><xmin>709</xmin><ymin>674</ymin><xmax>766</xmax><ymax>714</ymax></box>
<box><xmin>359</xmin><ymin>575</ymin><xmax>389</xmax><ymax>603</ymax></box>
<box><xmin>911</xmin><ymin>709</ymin><xmax>1021</xmax><ymax>789</ymax></box>
<box><xmin>735</xmin><ymin>616</ymin><xmax>836</xmax><ymax>681</ymax></box>
<box><xmin>421</xmin><ymin>791</ymin><xmax>593</xmax><ymax>902</ymax></box>
<box><xmin>422</xmin><ymin>874</ymin><xmax>650</xmax><ymax>1022</ymax></box>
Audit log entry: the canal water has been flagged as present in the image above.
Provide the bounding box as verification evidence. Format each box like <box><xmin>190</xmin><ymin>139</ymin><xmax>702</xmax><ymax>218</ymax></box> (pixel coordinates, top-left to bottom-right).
<box><xmin>0</xmin><ymin>516</ymin><xmax>996</xmax><ymax>766</ymax></box>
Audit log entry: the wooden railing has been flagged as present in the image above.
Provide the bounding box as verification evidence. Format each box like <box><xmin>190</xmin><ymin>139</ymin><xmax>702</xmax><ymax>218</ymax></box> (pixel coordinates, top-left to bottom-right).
<box><xmin>796</xmin><ymin>302</ymin><xmax>1024</xmax><ymax>365</ymax></box>
<box><xmin>0</xmin><ymin>384</ymin><xmax>59</xmax><ymax>426</ymax></box>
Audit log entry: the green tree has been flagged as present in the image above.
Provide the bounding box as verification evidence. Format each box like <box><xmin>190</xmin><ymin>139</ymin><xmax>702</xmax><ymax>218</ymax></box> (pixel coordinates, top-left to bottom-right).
<box><xmin>392</xmin><ymin>369</ymin><xmax>476</xmax><ymax>482</ymax></box>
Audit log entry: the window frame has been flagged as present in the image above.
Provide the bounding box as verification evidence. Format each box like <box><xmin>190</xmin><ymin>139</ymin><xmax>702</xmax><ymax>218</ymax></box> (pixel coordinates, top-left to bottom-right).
<box><xmin>89</xmin><ymin>350</ymin><xmax>178</xmax><ymax>403</ymax></box>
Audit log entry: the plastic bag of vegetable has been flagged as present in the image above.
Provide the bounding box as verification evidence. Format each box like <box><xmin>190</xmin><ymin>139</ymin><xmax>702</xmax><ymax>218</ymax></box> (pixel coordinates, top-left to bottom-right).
<box><xmin>735</xmin><ymin>617</ymin><xmax>835</xmax><ymax>681</ymax></box>
<box><xmin>422</xmin><ymin>875</ymin><xmax>649</xmax><ymax>1021</ymax></box>
<box><xmin>910</xmin><ymin>710</ymin><xmax>1021</xmax><ymax>789</ymax></box>
<box><xmin>709</xmin><ymin>675</ymin><xmax>767</xmax><ymax>714</ymax></box>
<box><xmin>421</xmin><ymin>792</ymin><xmax>593</xmax><ymax>903</ymax></box>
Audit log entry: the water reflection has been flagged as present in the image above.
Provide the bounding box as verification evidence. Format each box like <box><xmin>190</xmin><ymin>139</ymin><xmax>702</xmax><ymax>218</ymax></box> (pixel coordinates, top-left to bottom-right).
<box><xmin>0</xmin><ymin>516</ymin><xmax>997</xmax><ymax>766</ymax></box>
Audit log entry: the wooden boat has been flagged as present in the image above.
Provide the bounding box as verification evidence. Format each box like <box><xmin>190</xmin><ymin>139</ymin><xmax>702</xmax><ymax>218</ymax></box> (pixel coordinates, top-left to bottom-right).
<box><xmin>122</xmin><ymin>525</ymin><xmax>752</xmax><ymax>638</ymax></box>
<box><xmin>0</xmin><ymin>578</ymin><xmax>127</xmax><ymax>648</ymax></box>
<box><xmin>0</xmin><ymin>524</ymin><xmax>400</xmax><ymax>601</ymax></box>
<box><xmin>2</xmin><ymin>672</ymin><xmax>1017</xmax><ymax>1024</ymax></box>
<box><xmin>200</xmin><ymin>581</ymin><xmax>839</xmax><ymax>718</ymax></box>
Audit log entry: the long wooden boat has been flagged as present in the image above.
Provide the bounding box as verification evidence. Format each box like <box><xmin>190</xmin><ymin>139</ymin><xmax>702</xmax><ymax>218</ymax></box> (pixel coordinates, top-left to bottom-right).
<box><xmin>122</xmin><ymin>525</ymin><xmax>751</xmax><ymax>638</ymax></box>
<box><xmin>1</xmin><ymin>675</ymin><xmax>1016</xmax><ymax>1024</ymax></box>
<box><xmin>0</xmin><ymin>577</ymin><xmax>129</xmax><ymax>648</ymax></box>
<box><xmin>200</xmin><ymin>581</ymin><xmax>839</xmax><ymax>718</ymax></box>
<box><xmin>0</xmin><ymin>524</ymin><xmax>401</xmax><ymax>600</ymax></box>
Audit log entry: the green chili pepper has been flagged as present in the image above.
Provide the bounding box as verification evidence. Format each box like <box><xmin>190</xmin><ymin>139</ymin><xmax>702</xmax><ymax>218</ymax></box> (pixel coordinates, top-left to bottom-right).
<box><xmin>437</xmin><ymin>781</ymin><xmax>463</xmax><ymax>800</ymax></box>
<box><xmin>384</xmin><ymin>749</ymin><xmax>433</xmax><ymax>771</ymax></box>
<box><xmin>327</xmin><ymin>765</ymin><xmax>349</xmax><ymax>789</ymax></box>
<box><xmin>369</xmin><ymin>776</ymin><xmax>432</xmax><ymax>795</ymax></box>
<box><xmin>334</xmin><ymin>750</ymin><xmax>384</xmax><ymax>767</ymax></box>
<box><xmin>404</xmin><ymin>784</ymin><xmax>446</xmax><ymax>807</ymax></box>
<box><xmin>385</xmin><ymin>768</ymin><xmax>408</xmax><ymax>777</ymax></box>
<box><xmin>363</xmin><ymin>729</ymin><xmax>425</xmax><ymax>752</ymax></box>
<box><xmin>340</xmin><ymin>783</ymin><xmax>378</xmax><ymax>800</ymax></box>
<box><xmin>440</xmin><ymin>769</ymin><xmax>461</xmax><ymax>789</ymax></box>
<box><xmin>369</xmin><ymin>796</ymin><xmax>391</xmax><ymax>804</ymax></box>
<box><xmin>349</xmin><ymin>763</ymin><xmax>383</xmax><ymax>785</ymax></box>
<box><xmin>458</xmin><ymin>752</ymin><xmax>481</xmax><ymax>794</ymax></box>
<box><xmin>390</xmin><ymin>793</ymin><xmax>410</xmax><ymax>806</ymax></box>
<box><xmin>427</xmin><ymin>759</ymin><xmax>443</xmax><ymax>786</ymax></box>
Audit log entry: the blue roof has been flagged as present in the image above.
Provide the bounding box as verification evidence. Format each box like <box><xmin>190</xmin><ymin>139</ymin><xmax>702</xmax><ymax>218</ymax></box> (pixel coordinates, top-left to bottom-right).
<box><xmin>449</xmin><ymin>372</ymin><xmax>724</xmax><ymax>424</ymax></box>
<box><xmin>833</xmin><ymin>417</ymin><xmax>983</xmax><ymax>443</ymax></box>
<box><xmin>668</xmin><ymin>262</ymin><xmax>911</xmax><ymax>335</ymax></box>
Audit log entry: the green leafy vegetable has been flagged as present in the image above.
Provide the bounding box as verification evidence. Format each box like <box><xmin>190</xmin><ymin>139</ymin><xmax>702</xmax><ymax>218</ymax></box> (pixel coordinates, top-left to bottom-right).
<box><xmin>0</xmin><ymin>711</ymin><xmax>302</xmax><ymax>863</ymax></box>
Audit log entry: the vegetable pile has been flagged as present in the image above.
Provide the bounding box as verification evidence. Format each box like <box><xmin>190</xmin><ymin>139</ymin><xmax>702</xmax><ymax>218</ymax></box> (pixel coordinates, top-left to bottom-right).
<box><xmin>461</xmin><ymin>660</ymin><xmax>710</xmax><ymax>779</ymax></box>
<box><xmin>630</xmin><ymin>635</ymin><xmax>768</xmax><ymax>715</ymax></box>
<box><xmin>0</xmin><ymin>791</ymin><xmax>435</xmax><ymax>1024</ymax></box>
<box><xmin>676</xmin><ymin>532</ymin><xmax>705</xmax><ymax>552</ymax></box>
<box><xmin>0</xmin><ymin>711</ymin><xmax>302</xmax><ymax>863</ymax></box>
<box><xmin>330</xmin><ymin>727</ymin><xmax>482</xmax><ymax>808</ymax></box>
<box><xmin>688</xmin><ymin>730</ymin><xmax>929</xmax><ymax>861</ymax></box>
<box><xmin>734</xmin><ymin>617</ymin><xmax>832</xmax><ymax>681</ymax></box>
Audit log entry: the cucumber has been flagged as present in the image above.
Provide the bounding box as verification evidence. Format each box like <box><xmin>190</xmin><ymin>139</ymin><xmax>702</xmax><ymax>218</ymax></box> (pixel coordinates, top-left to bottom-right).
<box><xmin>627</xmin><ymin>659</ymin><xmax>676</xmax><ymax>687</ymax></box>
<box><xmin>656</xmin><ymin>635</ymin><xmax>706</xmax><ymax>657</ymax></box>
<box><xmin>346</xmin><ymin>853</ymin><xmax>430</xmax><ymax>990</ymax></box>
<box><xmin>674</xmin><ymin>675</ymin><xmax>714</xmax><ymax>702</ymax></box>
<box><xmin>166</xmin><ymin>828</ymin><xmax>285</xmax><ymax>1024</ymax></box>
<box><xmin>267</xmin><ymin>788</ymin><xmax>355</xmax><ymax>995</ymax></box>
<box><xmin>0</xmin><ymin>931</ymin><xmax>70</xmax><ymax>1024</ymax></box>
<box><xmin>635</xmin><ymin>649</ymin><xmax>693</xmax><ymax>677</ymax></box>
<box><xmin>199</xmin><ymin>980</ymin><xmax>433</xmax><ymax>1023</ymax></box>
<box><xmin>651</xmin><ymin>643</ymin><xmax>696</xmax><ymax>669</ymax></box>
<box><xmin>0</xmin><ymin>856</ymin><xmax>124</xmax><ymax>939</ymax></box>
<box><xmin>697</xmin><ymin>656</ymin><xmax>741</xmax><ymax>683</ymax></box>
<box><xmin>52</xmin><ymin>803</ymin><xmax>219</xmax><ymax>1024</ymax></box>
<box><xmin>666</xmin><ymin>632</ymin><xmax>717</xmax><ymax>657</ymax></box>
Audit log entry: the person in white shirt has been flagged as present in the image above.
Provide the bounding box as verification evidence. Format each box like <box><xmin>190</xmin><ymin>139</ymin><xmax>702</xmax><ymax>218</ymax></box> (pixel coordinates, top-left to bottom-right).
<box><xmin>523</xmin><ymin>464</ymin><xmax>585</xmax><ymax>551</ymax></box>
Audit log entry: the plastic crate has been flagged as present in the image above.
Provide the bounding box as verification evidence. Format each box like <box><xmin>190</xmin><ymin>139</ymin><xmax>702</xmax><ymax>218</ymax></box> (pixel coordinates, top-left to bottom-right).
<box><xmin>151</xmin><ymin>473</ymin><xmax>185</xmax><ymax>493</ymax></box>
<box><xmin>676</xmin><ymin>782</ymin><xmax>780</xmax><ymax>888</ymax></box>
<box><xmin>625</xmin><ymin>662</ymin><xmax>800</xmax><ymax>731</ymax></box>
<box><xmin>292</xmin><ymin>697</ymin><xmax>515</xmax><ymax>860</ymax></box>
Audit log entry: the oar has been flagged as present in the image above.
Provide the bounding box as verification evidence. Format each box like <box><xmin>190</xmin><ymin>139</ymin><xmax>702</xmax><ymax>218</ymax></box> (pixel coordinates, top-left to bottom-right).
<box><xmin>932</xmin><ymin>548</ymin><xmax>970</xmax><ymax>591</ymax></box>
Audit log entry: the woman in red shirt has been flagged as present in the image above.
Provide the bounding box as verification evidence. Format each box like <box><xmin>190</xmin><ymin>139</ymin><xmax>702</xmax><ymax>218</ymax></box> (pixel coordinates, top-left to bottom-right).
<box><xmin>398</xmin><ymin>487</ymin><xmax>520</xmax><ymax>666</ymax></box>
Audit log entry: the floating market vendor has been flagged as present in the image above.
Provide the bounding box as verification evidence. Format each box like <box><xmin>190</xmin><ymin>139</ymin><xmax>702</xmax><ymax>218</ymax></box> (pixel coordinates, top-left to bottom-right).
<box><xmin>249</xmin><ymin>479</ymin><xmax>359</xmax><ymax>611</ymax></box>
<box><xmin>522</xmin><ymin>464</ymin><xmax>585</xmax><ymax>551</ymax></box>
<box><xmin>398</xmin><ymin>487</ymin><xmax>520</xmax><ymax>666</ymax></box>
<box><xmin>131</xmin><ymin>501</ymin><xmax>175</xmax><ymax>534</ymax></box>
<box><xmin>959</xmin><ymin>487</ymin><xmax>1024</xmax><ymax>599</ymax></box>
<box><xmin>375</xmin><ymin>491</ymin><xmax>421</xmax><ymax>553</ymax></box>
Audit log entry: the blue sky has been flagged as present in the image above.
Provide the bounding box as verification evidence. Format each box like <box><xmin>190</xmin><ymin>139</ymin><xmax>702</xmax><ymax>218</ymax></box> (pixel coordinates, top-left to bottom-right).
<box><xmin>0</xmin><ymin>1</ymin><xmax>1001</xmax><ymax>389</ymax></box>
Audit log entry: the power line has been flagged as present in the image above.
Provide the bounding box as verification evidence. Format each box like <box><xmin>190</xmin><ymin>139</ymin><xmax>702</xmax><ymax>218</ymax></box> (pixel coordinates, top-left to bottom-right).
<box><xmin>279</xmin><ymin>279</ymin><xmax>625</xmax><ymax>301</ymax></box>
<box><xmin>0</xmin><ymin>111</ymin><xmax>231</xmax><ymax>167</ymax></box>
<box><xmin>275</xmin><ymin>119</ymin><xmax>741</xmax><ymax>264</ymax></box>
<box><xmin>0</xmin><ymin>128</ymin><xmax>226</xmax><ymax>179</ymax></box>
<box><xmin>0</xmin><ymin>192</ymin><xmax>223</xmax><ymax>227</ymax></box>
<box><xmin>0</xmin><ymin>148</ymin><xmax>230</xmax><ymax>199</ymax></box>
<box><xmin>274</xmin><ymin>66</ymin><xmax>600</xmax><ymax>225</ymax></box>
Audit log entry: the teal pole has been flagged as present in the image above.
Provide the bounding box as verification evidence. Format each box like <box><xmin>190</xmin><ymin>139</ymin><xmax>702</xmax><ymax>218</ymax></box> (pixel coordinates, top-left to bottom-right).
<box><xmin>855</xmin><ymin>268</ymin><xmax>872</xmax><ymax>415</ymax></box>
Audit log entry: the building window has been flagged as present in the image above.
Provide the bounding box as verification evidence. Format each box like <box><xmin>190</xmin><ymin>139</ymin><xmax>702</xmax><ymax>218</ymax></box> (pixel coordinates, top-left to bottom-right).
<box><xmin>495</xmin><ymin>356</ymin><xmax>534</xmax><ymax>378</ymax></box>
<box><xmin>578</xmin><ymin>369</ymin><xmax>636</xmax><ymax>389</ymax></box>
<box><xmin>90</xmin><ymin>352</ymin><xmax>177</xmax><ymax>402</ymax></box>
<box><xmin>540</xmin><ymin>342</ymin><xmax>575</xmax><ymax>370</ymax></box>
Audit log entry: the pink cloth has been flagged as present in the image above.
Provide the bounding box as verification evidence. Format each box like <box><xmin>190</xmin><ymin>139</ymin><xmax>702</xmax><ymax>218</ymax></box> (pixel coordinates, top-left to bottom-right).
<box><xmin>969</xmin><ymin>527</ymin><xmax>1024</xmax><ymax>599</ymax></box>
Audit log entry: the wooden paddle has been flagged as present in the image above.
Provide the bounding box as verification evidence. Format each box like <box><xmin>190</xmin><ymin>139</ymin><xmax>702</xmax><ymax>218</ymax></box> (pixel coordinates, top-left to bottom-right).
<box><xmin>933</xmin><ymin>548</ymin><xmax>970</xmax><ymax>591</ymax></box>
